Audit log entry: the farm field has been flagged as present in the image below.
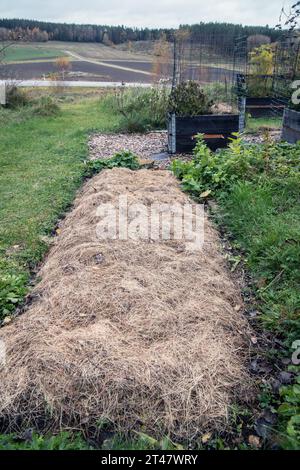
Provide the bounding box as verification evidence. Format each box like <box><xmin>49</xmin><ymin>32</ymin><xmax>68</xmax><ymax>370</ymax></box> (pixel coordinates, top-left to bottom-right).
<box><xmin>1</xmin><ymin>43</ymin><xmax>65</xmax><ymax>62</ymax></box>
<box><xmin>0</xmin><ymin>60</ymin><xmax>153</xmax><ymax>82</ymax></box>
<box><xmin>1</xmin><ymin>41</ymin><xmax>237</xmax><ymax>83</ymax></box>
<box><xmin>0</xmin><ymin>59</ymin><xmax>235</xmax><ymax>84</ymax></box>
<box><xmin>0</xmin><ymin>42</ymin><xmax>155</xmax><ymax>82</ymax></box>
<box><xmin>2</xmin><ymin>41</ymin><xmax>153</xmax><ymax>63</ymax></box>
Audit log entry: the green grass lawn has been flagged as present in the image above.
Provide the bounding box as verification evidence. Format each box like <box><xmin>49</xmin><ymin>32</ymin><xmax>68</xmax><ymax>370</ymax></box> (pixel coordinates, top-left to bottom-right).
<box><xmin>2</xmin><ymin>44</ymin><xmax>64</xmax><ymax>62</ymax></box>
<box><xmin>0</xmin><ymin>96</ymin><xmax>120</xmax><ymax>317</ymax></box>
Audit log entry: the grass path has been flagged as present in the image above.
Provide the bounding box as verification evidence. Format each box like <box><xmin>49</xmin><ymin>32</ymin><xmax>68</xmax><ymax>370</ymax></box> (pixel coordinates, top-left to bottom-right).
<box><xmin>0</xmin><ymin>98</ymin><xmax>120</xmax><ymax>317</ymax></box>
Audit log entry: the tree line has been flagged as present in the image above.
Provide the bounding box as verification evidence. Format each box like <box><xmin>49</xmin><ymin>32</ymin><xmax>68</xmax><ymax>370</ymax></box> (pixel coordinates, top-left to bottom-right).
<box><xmin>0</xmin><ymin>18</ymin><xmax>282</xmax><ymax>47</ymax></box>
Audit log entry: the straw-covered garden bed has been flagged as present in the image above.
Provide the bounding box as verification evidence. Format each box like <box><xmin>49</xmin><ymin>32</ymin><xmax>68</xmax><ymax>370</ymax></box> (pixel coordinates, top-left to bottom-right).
<box><xmin>0</xmin><ymin>167</ymin><xmax>253</xmax><ymax>439</ymax></box>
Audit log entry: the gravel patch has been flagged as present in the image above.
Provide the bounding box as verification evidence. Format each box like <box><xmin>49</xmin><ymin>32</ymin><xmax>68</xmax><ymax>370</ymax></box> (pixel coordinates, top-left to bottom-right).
<box><xmin>89</xmin><ymin>131</ymin><xmax>168</xmax><ymax>160</ymax></box>
<box><xmin>243</xmin><ymin>130</ymin><xmax>281</xmax><ymax>144</ymax></box>
<box><xmin>88</xmin><ymin>131</ymin><xmax>194</xmax><ymax>169</ymax></box>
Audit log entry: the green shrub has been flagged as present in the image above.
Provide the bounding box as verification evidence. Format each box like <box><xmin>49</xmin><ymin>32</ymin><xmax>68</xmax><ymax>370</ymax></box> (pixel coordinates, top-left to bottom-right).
<box><xmin>168</xmin><ymin>81</ymin><xmax>213</xmax><ymax>116</ymax></box>
<box><xmin>171</xmin><ymin>135</ymin><xmax>300</xmax><ymax>196</ymax></box>
<box><xmin>247</xmin><ymin>44</ymin><xmax>275</xmax><ymax>98</ymax></box>
<box><xmin>113</xmin><ymin>86</ymin><xmax>169</xmax><ymax>132</ymax></box>
<box><xmin>33</xmin><ymin>96</ymin><xmax>60</xmax><ymax>116</ymax></box>
<box><xmin>5</xmin><ymin>85</ymin><xmax>29</xmax><ymax>108</ymax></box>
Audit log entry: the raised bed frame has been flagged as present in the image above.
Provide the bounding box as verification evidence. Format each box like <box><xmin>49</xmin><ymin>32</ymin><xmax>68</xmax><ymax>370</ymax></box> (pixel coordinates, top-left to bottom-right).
<box><xmin>282</xmin><ymin>107</ymin><xmax>300</xmax><ymax>144</ymax></box>
<box><xmin>245</xmin><ymin>97</ymin><xmax>285</xmax><ymax>118</ymax></box>
<box><xmin>168</xmin><ymin>113</ymin><xmax>240</xmax><ymax>153</ymax></box>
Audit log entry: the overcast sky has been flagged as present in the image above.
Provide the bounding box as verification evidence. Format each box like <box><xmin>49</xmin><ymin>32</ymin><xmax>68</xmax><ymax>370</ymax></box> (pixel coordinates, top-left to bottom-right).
<box><xmin>0</xmin><ymin>0</ymin><xmax>289</xmax><ymax>28</ymax></box>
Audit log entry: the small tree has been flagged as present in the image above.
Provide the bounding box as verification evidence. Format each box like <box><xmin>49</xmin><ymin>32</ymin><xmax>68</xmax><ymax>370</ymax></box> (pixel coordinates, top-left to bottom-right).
<box><xmin>152</xmin><ymin>33</ymin><xmax>172</xmax><ymax>82</ymax></box>
<box><xmin>55</xmin><ymin>57</ymin><xmax>71</xmax><ymax>80</ymax></box>
<box><xmin>247</xmin><ymin>44</ymin><xmax>275</xmax><ymax>97</ymax></box>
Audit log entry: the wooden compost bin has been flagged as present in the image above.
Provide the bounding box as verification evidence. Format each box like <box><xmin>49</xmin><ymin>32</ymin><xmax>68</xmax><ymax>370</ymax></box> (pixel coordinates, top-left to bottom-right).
<box><xmin>282</xmin><ymin>108</ymin><xmax>300</xmax><ymax>144</ymax></box>
<box><xmin>168</xmin><ymin>113</ymin><xmax>240</xmax><ymax>153</ymax></box>
<box><xmin>245</xmin><ymin>97</ymin><xmax>285</xmax><ymax>118</ymax></box>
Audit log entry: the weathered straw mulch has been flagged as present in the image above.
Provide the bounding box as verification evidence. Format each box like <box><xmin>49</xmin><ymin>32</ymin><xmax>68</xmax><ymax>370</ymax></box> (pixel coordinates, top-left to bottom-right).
<box><xmin>0</xmin><ymin>168</ymin><xmax>253</xmax><ymax>439</ymax></box>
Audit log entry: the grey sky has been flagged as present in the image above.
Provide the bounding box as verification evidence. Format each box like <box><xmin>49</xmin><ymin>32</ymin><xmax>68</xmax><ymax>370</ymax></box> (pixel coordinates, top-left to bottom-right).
<box><xmin>0</xmin><ymin>0</ymin><xmax>288</xmax><ymax>28</ymax></box>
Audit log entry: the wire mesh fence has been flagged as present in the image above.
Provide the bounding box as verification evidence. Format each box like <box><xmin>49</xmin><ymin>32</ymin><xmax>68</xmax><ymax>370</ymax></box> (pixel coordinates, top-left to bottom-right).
<box><xmin>172</xmin><ymin>31</ymin><xmax>240</xmax><ymax>101</ymax></box>
<box><xmin>272</xmin><ymin>32</ymin><xmax>300</xmax><ymax>114</ymax></box>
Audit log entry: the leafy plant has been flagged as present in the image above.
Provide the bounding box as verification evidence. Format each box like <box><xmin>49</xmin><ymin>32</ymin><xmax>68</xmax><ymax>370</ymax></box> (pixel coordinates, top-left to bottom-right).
<box><xmin>171</xmin><ymin>134</ymin><xmax>300</xmax><ymax>449</ymax></box>
<box><xmin>168</xmin><ymin>81</ymin><xmax>213</xmax><ymax>116</ymax></box>
<box><xmin>278</xmin><ymin>375</ymin><xmax>300</xmax><ymax>449</ymax></box>
<box><xmin>84</xmin><ymin>150</ymin><xmax>140</xmax><ymax>177</ymax></box>
<box><xmin>102</xmin><ymin>432</ymin><xmax>184</xmax><ymax>450</ymax></box>
<box><xmin>0</xmin><ymin>271</ymin><xmax>28</xmax><ymax>319</ymax></box>
<box><xmin>172</xmin><ymin>134</ymin><xmax>300</xmax><ymax>196</ymax></box>
<box><xmin>0</xmin><ymin>431</ymin><xmax>91</xmax><ymax>450</ymax></box>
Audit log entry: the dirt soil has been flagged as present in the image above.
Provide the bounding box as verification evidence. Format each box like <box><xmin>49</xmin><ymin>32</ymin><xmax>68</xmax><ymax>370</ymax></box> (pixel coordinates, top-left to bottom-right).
<box><xmin>0</xmin><ymin>167</ymin><xmax>253</xmax><ymax>439</ymax></box>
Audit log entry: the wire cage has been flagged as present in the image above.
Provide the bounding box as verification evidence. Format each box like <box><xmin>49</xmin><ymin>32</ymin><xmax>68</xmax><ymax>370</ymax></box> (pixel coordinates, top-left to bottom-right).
<box><xmin>272</xmin><ymin>32</ymin><xmax>300</xmax><ymax>112</ymax></box>
<box><xmin>233</xmin><ymin>35</ymin><xmax>284</xmax><ymax>118</ymax></box>
<box><xmin>172</xmin><ymin>31</ymin><xmax>240</xmax><ymax>104</ymax></box>
<box><xmin>272</xmin><ymin>32</ymin><xmax>300</xmax><ymax>142</ymax></box>
<box><xmin>168</xmin><ymin>31</ymin><xmax>242</xmax><ymax>153</ymax></box>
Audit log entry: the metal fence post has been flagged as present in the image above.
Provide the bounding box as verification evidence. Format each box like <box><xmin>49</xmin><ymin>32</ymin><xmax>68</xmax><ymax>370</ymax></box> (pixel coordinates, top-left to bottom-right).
<box><xmin>238</xmin><ymin>96</ymin><xmax>246</xmax><ymax>133</ymax></box>
<box><xmin>168</xmin><ymin>113</ymin><xmax>176</xmax><ymax>154</ymax></box>
<box><xmin>0</xmin><ymin>82</ymin><xmax>6</xmax><ymax>105</ymax></box>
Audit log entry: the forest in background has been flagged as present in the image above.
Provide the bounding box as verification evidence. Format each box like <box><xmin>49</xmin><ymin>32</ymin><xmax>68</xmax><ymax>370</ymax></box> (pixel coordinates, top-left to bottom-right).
<box><xmin>0</xmin><ymin>18</ymin><xmax>282</xmax><ymax>47</ymax></box>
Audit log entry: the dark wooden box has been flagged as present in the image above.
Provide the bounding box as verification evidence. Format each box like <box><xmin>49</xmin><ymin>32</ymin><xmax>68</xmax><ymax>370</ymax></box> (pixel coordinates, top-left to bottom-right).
<box><xmin>282</xmin><ymin>108</ymin><xmax>300</xmax><ymax>144</ymax></box>
<box><xmin>168</xmin><ymin>113</ymin><xmax>240</xmax><ymax>153</ymax></box>
<box><xmin>245</xmin><ymin>97</ymin><xmax>284</xmax><ymax>118</ymax></box>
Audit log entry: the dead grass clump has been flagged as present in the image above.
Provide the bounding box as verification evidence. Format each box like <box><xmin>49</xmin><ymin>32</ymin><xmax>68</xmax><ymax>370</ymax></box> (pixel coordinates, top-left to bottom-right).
<box><xmin>0</xmin><ymin>168</ymin><xmax>252</xmax><ymax>439</ymax></box>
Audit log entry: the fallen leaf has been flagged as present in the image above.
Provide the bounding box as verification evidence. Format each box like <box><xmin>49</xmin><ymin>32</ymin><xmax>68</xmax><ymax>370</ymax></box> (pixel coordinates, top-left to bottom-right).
<box><xmin>199</xmin><ymin>190</ymin><xmax>212</xmax><ymax>198</ymax></box>
<box><xmin>251</xmin><ymin>336</ymin><xmax>258</xmax><ymax>345</ymax></box>
<box><xmin>248</xmin><ymin>435</ymin><xmax>261</xmax><ymax>448</ymax></box>
<box><xmin>2</xmin><ymin>316</ymin><xmax>12</xmax><ymax>325</ymax></box>
<box><xmin>234</xmin><ymin>304</ymin><xmax>242</xmax><ymax>312</ymax></box>
<box><xmin>201</xmin><ymin>432</ymin><xmax>212</xmax><ymax>444</ymax></box>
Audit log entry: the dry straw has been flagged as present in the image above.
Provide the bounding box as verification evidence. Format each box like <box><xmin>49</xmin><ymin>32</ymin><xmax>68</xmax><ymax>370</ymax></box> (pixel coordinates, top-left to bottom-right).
<box><xmin>0</xmin><ymin>168</ymin><xmax>252</xmax><ymax>438</ymax></box>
